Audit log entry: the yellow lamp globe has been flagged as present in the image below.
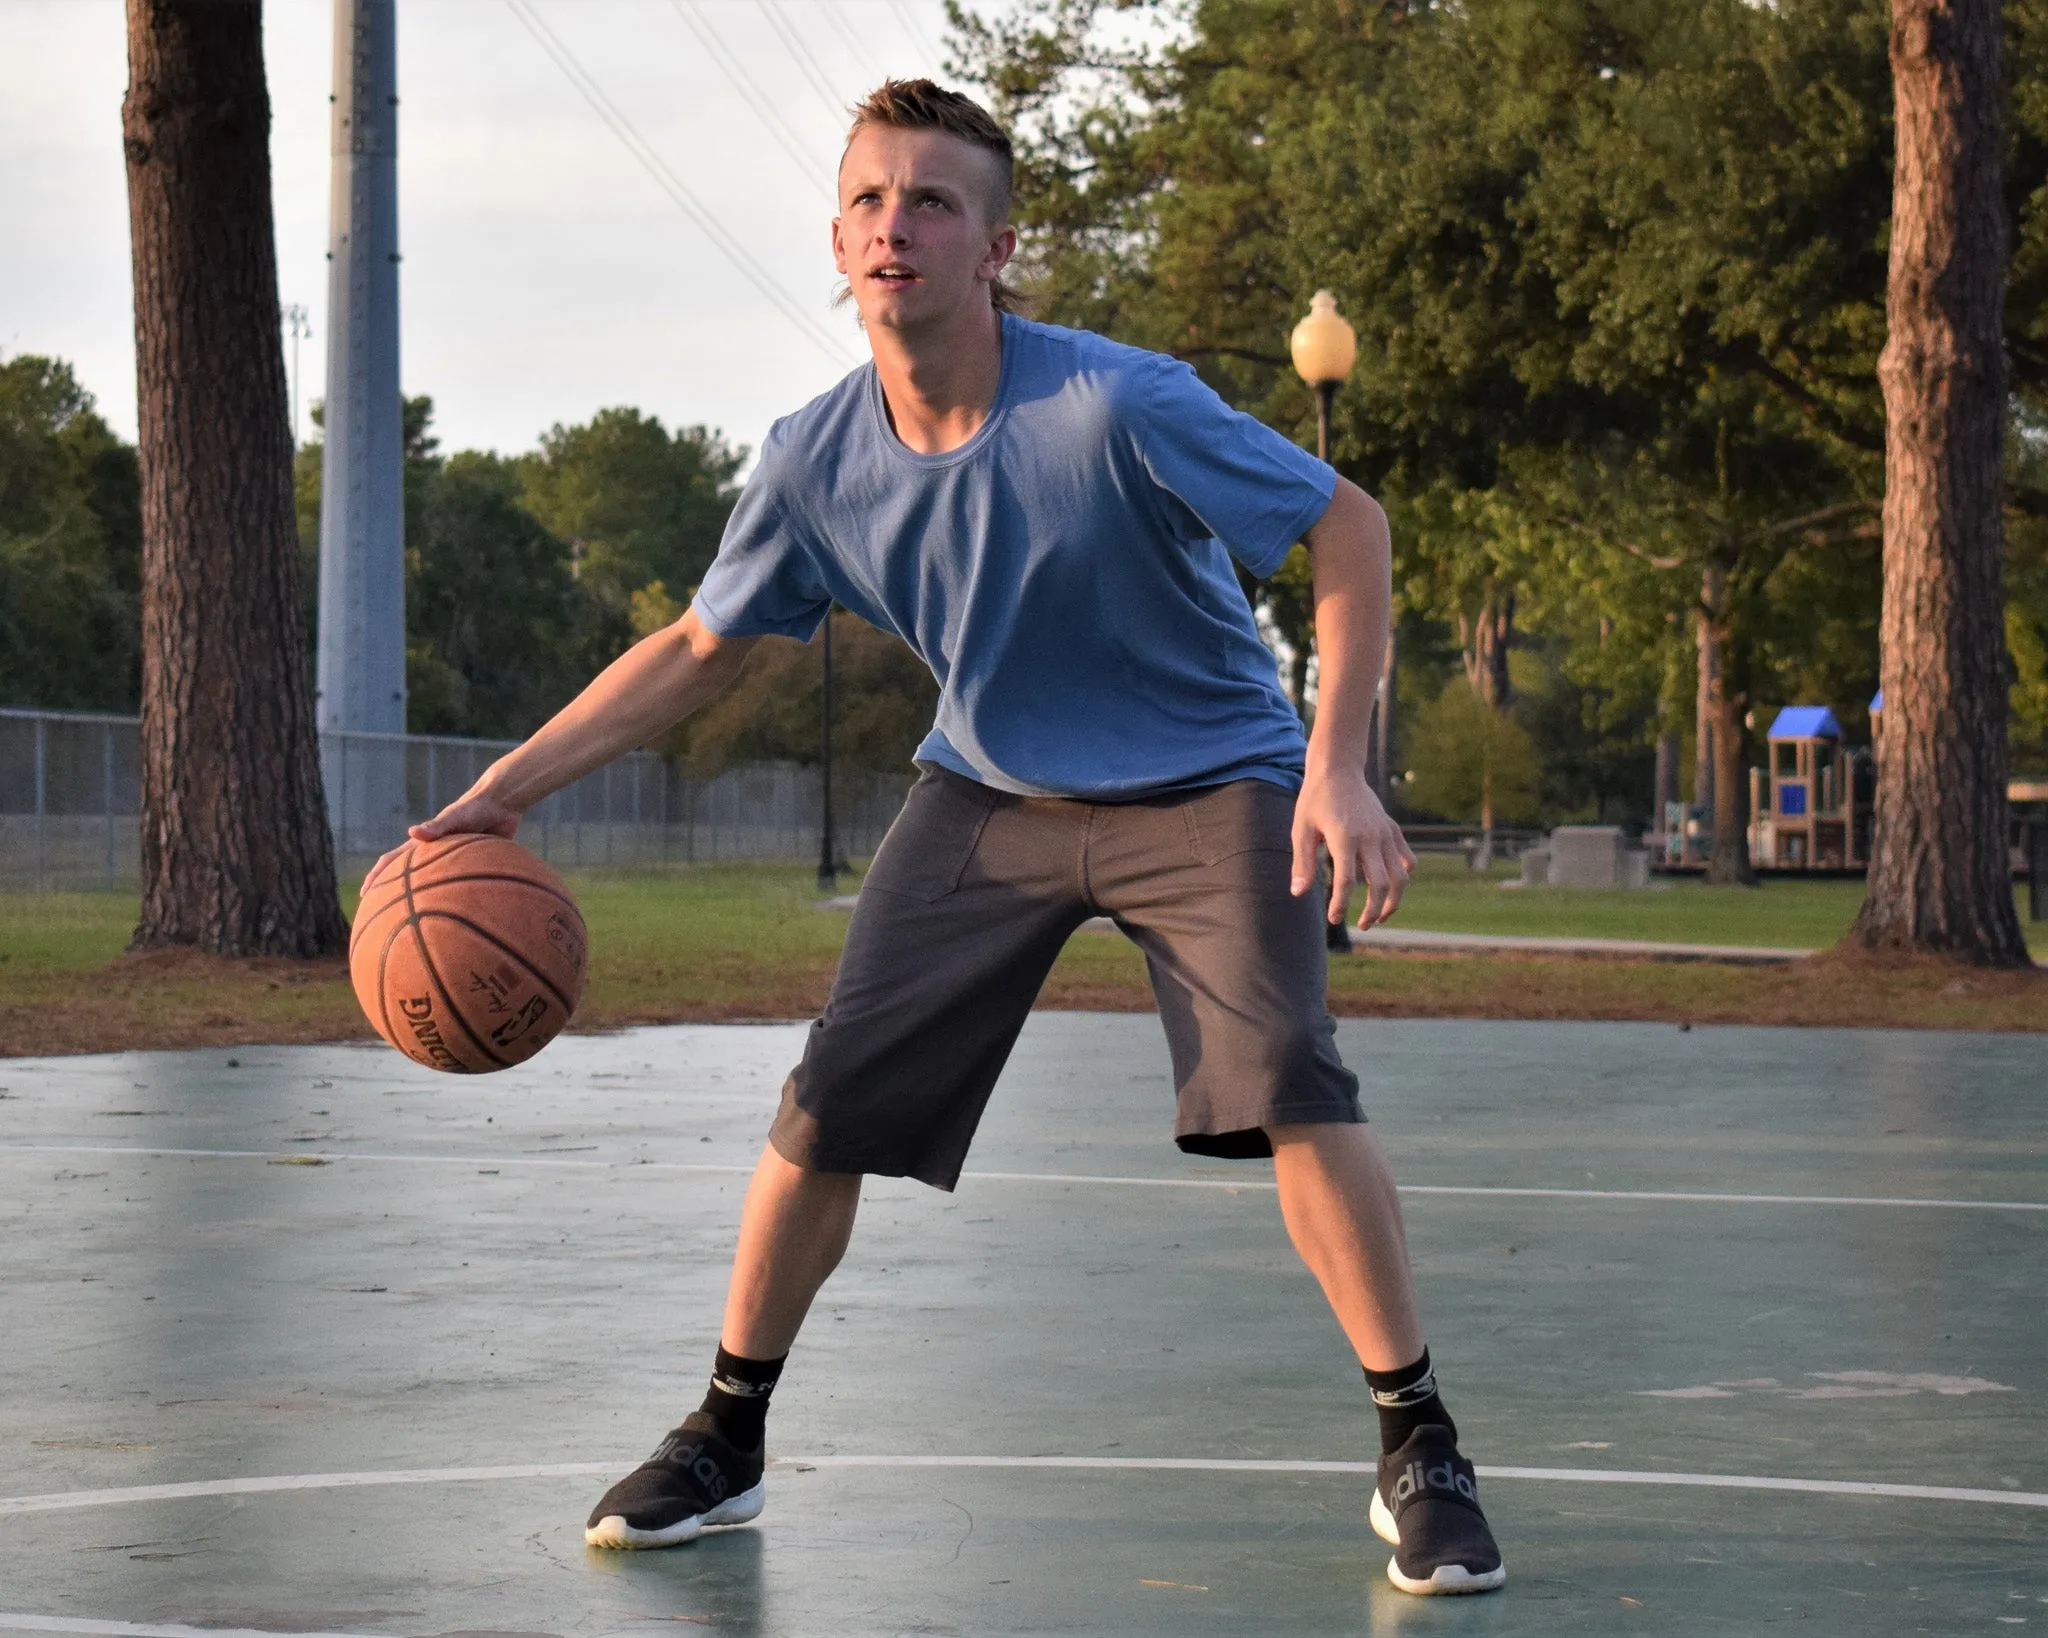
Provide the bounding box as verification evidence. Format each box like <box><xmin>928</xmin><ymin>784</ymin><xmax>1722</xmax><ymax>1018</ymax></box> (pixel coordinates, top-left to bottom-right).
<box><xmin>1290</xmin><ymin>289</ymin><xmax>1357</xmax><ymax>386</ymax></box>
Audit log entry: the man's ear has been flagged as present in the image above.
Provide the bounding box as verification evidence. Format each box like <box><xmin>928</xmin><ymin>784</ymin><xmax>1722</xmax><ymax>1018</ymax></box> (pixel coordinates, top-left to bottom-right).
<box><xmin>978</xmin><ymin>223</ymin><xmax>1018</xmax><ymax>282</ymax></box>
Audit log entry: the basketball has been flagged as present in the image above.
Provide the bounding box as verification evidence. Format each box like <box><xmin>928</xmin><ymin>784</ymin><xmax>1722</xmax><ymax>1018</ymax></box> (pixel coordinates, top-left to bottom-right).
<box><xmin>350</xmin><ymin>834</ymin><xmax>589</xmax><ymax>1073</ymax></box>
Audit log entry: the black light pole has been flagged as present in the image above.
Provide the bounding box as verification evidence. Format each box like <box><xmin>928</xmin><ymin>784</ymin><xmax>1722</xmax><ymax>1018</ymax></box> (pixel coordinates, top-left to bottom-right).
<box><xmin>1290</xmin><ymin>290</ymin><xmax>1359</xmax><ymax>955</ymax></box>
<box><xmin>817</xmin><ymin>611</ymin><xmax>838</xmax><ymax>893</ymax></box>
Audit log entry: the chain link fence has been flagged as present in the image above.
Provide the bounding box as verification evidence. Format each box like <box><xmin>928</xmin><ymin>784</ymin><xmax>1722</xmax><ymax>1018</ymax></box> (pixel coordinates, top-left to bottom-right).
<box><xmin>0</xmin><ymin>708</ymin><xmax>910</xmax><ymax>892</ymax></box>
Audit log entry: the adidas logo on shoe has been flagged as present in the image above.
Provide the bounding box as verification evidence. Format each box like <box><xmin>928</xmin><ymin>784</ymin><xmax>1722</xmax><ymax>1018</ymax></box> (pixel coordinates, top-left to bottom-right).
<box><xmin>1386</xmin><ymin>1457</ymin><xmax>1479</xmax><ymax>1506</ymax></box>
<box><xmin>1372</xmin><ymin>1426</ymin><xmax>1506</xmax><ymax>1596</ymax></box>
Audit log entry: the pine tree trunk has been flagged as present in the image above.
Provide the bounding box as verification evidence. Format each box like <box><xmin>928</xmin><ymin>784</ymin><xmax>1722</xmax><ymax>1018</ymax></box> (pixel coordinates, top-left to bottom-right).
<box><xmin>1376</xmin><ymin>620</ymin><xmax>1398</xmax><ymax>804</ymax></box>
<box><xmin>1693</xmin><ymin>597</ymin><xmax>1718</xmax><ymax>850</ymax></box>
<box><xmin>1699</xmin><ymin>568</ymin><xmax>1756</xmax><ymax>885</ymax></box>
<box><xmin>123</xmin><ymin>0</ymin><xmax>347</xmax><ymax>957</ymax></box>
<box><xmin>1708</xmin><ymin>664</ymin><xmax>1755</xmax><ymax>885</ymax></box>
<box><xmin>1474</xmin><ymin>765</ymin><xmax>1494</xmax><ymax>872</ymax></box>
<box><xmin>1654</xmin><ymin>732</ymin><xmax>1681</xmax><ymax>834</ymax></box>
<box><xmin>1849</xmin><ymin>0</ymin><xmax>2029</xmax><ymax>965</ymax></box>
<box><xmin>1458</xmin><ymin>590</ymin><xmax>1514</xmax><ymax>710</ymax></box>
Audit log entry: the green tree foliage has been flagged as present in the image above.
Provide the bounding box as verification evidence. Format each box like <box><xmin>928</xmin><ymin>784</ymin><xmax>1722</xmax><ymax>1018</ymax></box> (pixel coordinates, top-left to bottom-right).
<box><xmin>516</xmin><ymin>407</ymin><xmax>744</xmax><ymax>623</ymax></box>
<box><xmin>14</xmin><ymin>366</ymin><xmax>942</xmax><ymax>771</ymax></box>
<box><xmin>2010</xmin><ymin>405</ymin><xmax>2048</xmax><ymax>775</ymax></box>
<box><xmin>406</xmin><ymin>452</ymin><xmax>601</xmax><ymax>738</ymax></box>
<box><xmin>292</xmin><ymin>401</ymin><xmax>746</xmax><ymax>742</ymax></box>
<box><xmin>0</xmin><ymin>355</ymin><xmax>141</xmax><ymax>709</ymax></box>
<box><xmin>1406</xmin><ymin>675</ymin><xmax>1541</xmax><ymax>827</ymax></box>
<box><xmin>663</xmin><ymin>612</ymin><xmax>941</xmax><ymax>777</ymax></box>
<box><xmin>953</xmin><ymin>0</ymin><xmax>2048</xmax><ymax>842</ymax></box>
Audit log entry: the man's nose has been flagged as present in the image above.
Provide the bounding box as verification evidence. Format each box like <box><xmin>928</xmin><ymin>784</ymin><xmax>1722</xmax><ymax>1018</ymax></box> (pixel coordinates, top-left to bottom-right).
<box><xmin>874</xmin><ymin>200</ymin><xmax>913</xmax><ymax>244</ymax></box>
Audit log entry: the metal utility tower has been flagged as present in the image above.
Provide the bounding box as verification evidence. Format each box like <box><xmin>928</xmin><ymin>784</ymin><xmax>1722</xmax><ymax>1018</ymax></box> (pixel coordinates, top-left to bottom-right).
<box><xmin>283</xmin><ymin>303</ymin><xmax>310</xmax><ymax>447</ymax></box>
<box><xmin>315</xmin><ymin>0</ymin><xmax>405</xmax><ymax>744</ymax></box>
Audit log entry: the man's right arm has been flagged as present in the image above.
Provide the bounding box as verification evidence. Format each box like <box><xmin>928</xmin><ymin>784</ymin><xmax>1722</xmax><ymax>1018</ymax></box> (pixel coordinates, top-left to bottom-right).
<box><xmin>380</xmin><ymin>609</ymin><xmax>755</xmax><ymax>872</ymax></box>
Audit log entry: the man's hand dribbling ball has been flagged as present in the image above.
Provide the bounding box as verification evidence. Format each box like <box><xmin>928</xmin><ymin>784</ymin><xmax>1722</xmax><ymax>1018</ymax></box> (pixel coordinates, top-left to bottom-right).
<box><xmin>362</xmin><ymin>791</ymin><xmax>524</xmax><ymax>895</ymax></box>
<box><xmin>1290</xmin><ymin>767</ymin><xmax>1416</xmax><ymax>931</ymax></box>
<box><xmin>352</xmin><ymin>787</ymin><xmax>586</xmax><ymax>1075</ymax></box>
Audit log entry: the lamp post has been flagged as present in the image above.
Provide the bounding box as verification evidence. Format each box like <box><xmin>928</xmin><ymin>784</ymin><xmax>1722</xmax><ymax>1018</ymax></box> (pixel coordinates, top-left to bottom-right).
<box><xmin>816</xmin><ymin>610</ymin><xmax>838</xmax><ymax>893</ymax></box>
<box><xmin>1291</xmin><ymin>291</ymin><xmax>1361</xmax><ymax>954</ymax></box>
<box><xmin>1290</xmin><ymin>288</ymin><xmax>1356</xmax><ymax>466</ymax></box>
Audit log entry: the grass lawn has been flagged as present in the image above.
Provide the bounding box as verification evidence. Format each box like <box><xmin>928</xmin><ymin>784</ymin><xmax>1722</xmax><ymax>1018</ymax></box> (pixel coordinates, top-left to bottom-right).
<box><xmin>2</xmin><ymin>858</ymin><xmax>2043</xmax><ymax>1057</ymax></box>
<box><xmin>1392</xmin><ymin>856</ymin><xmax>1877</xmax><ymax>947</ymax></box>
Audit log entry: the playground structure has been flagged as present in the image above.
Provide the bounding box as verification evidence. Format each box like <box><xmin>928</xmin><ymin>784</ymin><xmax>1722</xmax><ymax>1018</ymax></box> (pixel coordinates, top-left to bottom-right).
<box><xmin>1671</xmin><ymin>698</ymin><xmax>2041</xmax><ymax>901</ymax></box>
<box><xmin>1748</xmin><ymin>706</ymin><xmax>1874</xmax><ymax>870</ymax></box>
<box><xmin>1660</xmin><ymin>704</ymin><xmax>1875</xmax><ymax>872</ymax></box>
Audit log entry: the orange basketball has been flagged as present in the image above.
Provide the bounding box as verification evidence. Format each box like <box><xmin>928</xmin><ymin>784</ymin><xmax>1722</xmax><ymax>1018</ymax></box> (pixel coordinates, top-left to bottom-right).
<box><xmin>350</xmin><ymin>834</ymin><xmax>588</xmax><ymax>1074</ymax></box>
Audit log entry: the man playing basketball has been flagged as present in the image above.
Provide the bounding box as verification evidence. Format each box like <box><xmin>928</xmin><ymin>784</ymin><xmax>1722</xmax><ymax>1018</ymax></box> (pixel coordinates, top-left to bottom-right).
<box><xmin>403</xmin><ymin>80</ymin><xmax>1505</xmax><ymax>1596</ymax></box>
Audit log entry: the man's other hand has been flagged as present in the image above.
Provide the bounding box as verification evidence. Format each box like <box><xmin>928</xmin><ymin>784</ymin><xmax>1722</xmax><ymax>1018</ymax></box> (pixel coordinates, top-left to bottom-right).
<box><xmin>1290</xmin><ymin>766</ymin><xmax>1416</xmax><ymax>930</ymax></box>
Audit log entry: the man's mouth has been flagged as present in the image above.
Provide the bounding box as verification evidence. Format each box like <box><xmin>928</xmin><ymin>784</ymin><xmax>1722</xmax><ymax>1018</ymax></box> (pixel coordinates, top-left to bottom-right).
<box><xmin>868</xmin><ymin>264</ymin><xmax>919</xmax><ymax>287</ymax></box>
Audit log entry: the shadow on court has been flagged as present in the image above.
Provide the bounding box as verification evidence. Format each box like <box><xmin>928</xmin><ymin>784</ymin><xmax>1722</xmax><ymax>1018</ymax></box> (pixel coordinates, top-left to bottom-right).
<box><xmin>0</xmin><ymin>1016</ymin><xmax>2040</xmax><ymax>1635</ymax></box>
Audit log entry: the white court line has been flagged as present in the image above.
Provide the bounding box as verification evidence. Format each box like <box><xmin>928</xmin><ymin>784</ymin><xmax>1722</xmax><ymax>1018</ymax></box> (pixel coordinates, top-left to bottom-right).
<box><xmin>2</xmin><ymin>1455</ymin><xmax>2043</xmax><ymax>1520</ymax></box>
<box><xmin>3</xmin><ymin>1144</ymin><xmax>2045</xmax><ymax>1213</ymax></box>
<box><xmin>0</xmin><ymin>1142</ymin><xmax>753</xmax><ymax>1176</ymax></box>
<box><xmin>0</xmin><ymin>1618</ymin><xmax>381</xmax><ymax>1638</ymax></box>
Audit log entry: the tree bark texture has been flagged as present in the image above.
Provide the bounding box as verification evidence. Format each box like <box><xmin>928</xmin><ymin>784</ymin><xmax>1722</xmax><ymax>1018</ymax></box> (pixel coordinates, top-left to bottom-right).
<box><xmin>1693</xmin><ymin>601</ymin><xmax>1718</xmax><ymax>836</ymax></box>
<box><xmin>1654</xmin><ymin>732</ymin><xmax>1681</xmax><ymax>831</ymax></box>
<box><xmin>1698</xmin><ymin>567</ymin><xmax>1757</xmax><ymax>885</ymax></box>
<box><xmin>1851</xmin><ymin>0</ymin><xmax>2030</xmax><ymax>964</ymax></box>
<box><xmin>1458</xmin><ymin>591</ymin><xmax>1514</xmax><ymax>710</ymax></box>
<box><xmin>1379</xmin><ymin>623</ymin><xmax>1397</xmax><ymax>803</ymax></box>
<box><xmin>1368</xmin><ymin>619</ymin><xmax>1398</xmax><ymax>804</ymax></box>
<box><xmin>124</xmin><ymin>0</ymin><xmax>347</xmax><ymax>957</ymax></box>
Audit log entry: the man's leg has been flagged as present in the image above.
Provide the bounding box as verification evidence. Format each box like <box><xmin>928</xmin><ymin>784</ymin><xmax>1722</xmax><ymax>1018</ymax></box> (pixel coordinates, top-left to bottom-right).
<box><xmin>585</xmin><ymin>1148</ymin><xmax>860</xmax><ymax>1550</ymax></box>
<box><xmin>1092</xmin><ymin>782</ymin><xmax>1504</xmax><ymax>1595</ymax></box>
<box><xmin>588</xmin><ymin>771</ymin><xmax>1089</xmax><ymax>1550</ymax></box>
<box><xmin>1267</xmin><ymin>1121</ymin><xmax>1421</xmax><ymax>1372</ymax></box>
<box><xmin>720</xmin><ymin>1143</ymin><xmax>862</xmax><ymax>1358</ymax></box>
<box><xmin>1270</xmin><ymin>1118</ymin><xmax>1504</xmax><ymax>1594</ymax></box>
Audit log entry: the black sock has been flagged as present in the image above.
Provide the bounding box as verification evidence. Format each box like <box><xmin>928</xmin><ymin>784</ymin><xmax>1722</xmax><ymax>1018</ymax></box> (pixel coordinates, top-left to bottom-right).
<box><xmin>698</xmin><ymin>1344</ymin><xmax>785</xmax><ymax>1450</ymax></box>
<box><xmin>1365</xmin><ymin>1349</ymin><xmax>1456</xmax><ymax>1453</ymax></box>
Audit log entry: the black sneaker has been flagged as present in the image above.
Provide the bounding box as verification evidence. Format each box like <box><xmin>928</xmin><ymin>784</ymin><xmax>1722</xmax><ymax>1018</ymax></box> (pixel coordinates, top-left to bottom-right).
<box><xmin>584</xmin><ymin>1413</ymin><xmax>766</xmax><ymax>1550</ymax></box>
<box><xmin>1369</xmin><ymin>1425</ymin><xmax>1506</xmax><ymax>1594</ymax></box>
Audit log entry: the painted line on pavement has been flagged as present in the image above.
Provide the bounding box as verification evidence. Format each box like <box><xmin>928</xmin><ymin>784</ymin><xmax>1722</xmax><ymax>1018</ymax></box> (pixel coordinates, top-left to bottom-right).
<box><xmin>0</xmin><ymin>1142</ymin><xmax>754</xmax><ymax>1176</ymax></box>
<box><xmin>0</xmin><ymin>1618</ymin><xmax>389</xmax><ymax>1638</ymax></box>
<box><xmin>2</xmin><ymin>1144</ymin><xmax>2044</xmax><ymax>1214</ymax></box>
<box><xmin>2</xmin><ymin>1455</ymin><xmax>2042</xmax><ymax>1519</ymax></box>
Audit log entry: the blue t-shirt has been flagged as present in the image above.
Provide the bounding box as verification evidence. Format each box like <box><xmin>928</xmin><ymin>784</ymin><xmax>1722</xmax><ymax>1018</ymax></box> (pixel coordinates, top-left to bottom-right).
<box><xmin>691</xmin><ymin>314</ymin><xmax>1335</xmax><ymax>799</ymax></box>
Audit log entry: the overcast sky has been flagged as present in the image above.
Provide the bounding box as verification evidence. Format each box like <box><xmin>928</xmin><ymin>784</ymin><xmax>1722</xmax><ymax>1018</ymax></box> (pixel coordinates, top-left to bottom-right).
<box><xmin>2</xmin><ymin>0</ymin><xmax>963</xmax><ymax>467</ymax></box>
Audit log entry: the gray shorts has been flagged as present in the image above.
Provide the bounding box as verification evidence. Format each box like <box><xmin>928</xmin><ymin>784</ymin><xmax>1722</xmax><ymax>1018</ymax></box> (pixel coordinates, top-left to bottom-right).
<box><xmin>769</xmin><ymin>767</ymin><xmax>1365</xmax><ymax>1190</ymax></box>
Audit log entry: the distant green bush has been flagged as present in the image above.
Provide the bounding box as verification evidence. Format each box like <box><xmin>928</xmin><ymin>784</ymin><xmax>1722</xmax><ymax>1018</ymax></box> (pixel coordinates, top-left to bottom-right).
<box><xmin>1406</xmin><ymin>677</ymin><xmax>1541</xmax><ymax>829</ymax></box>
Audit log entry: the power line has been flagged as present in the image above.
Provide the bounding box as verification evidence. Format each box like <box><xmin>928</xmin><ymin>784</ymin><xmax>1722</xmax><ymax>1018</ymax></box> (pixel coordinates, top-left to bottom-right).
<box><xmin>752</xmin><ymin>0</ymin><xmax>850</xmax><ymax>129</ymax></box>
<box><xmin>886</xmin><ymin>0</ymin><xmax>943</xmax><ymax>67</ymax></box>
<box><xmin>815</xmin><ymin>0</ymin><xmax>892</xmax><ymax>86</ymax></box>
<box><xmin>669</xmin><ymin>0</ymin><xmax>836</xmax><ymax>205</ymax></box>
<box><xmin>503</xmin><ymin>0</ymin><xmax>858</xmax><ymax>368</ymax></box>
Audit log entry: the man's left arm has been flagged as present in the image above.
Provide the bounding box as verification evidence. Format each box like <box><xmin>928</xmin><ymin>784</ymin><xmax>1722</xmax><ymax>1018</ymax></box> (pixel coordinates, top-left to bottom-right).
<box><xmin>1291</xmin><ymin>477</ymin><xmax>1416</xmax><ymax>928</ymax></box>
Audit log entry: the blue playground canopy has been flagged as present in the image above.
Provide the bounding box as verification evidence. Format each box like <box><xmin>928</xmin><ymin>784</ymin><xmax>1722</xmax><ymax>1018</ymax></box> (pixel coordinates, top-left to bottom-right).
<box><xmin>1768</xmin><ymin>705</ymin><xmax>1842</xmax><ymax>739</ymax></box>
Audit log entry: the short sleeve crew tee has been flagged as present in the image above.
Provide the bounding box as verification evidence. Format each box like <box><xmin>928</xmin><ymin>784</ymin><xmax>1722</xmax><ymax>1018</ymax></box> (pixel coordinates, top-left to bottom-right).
<box><xmin>691</xmin><ymin>314</ymin><xmax>1335</xmax><ymax>800</ymax></box>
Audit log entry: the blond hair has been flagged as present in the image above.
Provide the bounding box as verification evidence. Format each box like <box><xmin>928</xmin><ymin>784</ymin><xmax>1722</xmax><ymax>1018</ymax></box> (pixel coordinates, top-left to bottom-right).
<box><xmin>840</xmin><ymin>78</ymin><xmax>1024</xmax><ymax>315</ymax></box>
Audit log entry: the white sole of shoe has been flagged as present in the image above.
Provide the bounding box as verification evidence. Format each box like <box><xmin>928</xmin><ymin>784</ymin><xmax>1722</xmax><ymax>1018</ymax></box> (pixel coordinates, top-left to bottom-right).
<box><xmin>583</xmin><ymin>1477</ymin><xmax>766</xmax><ymax>1551</ymax></box>
<box><xmin>1369</xmin><ymin>1486</ymin><xmax>1400</xmax><ymax>1546</ymax></box>
<box><xmin>1369</xmin><ymin>1485</ymin><xmax>1507</xmax><ymax>1594</ymax></box>
<box><xmin>1386</xmin><ymin>1558</ymin><xmax>1509</xmax><ymax>1595</ymax></box>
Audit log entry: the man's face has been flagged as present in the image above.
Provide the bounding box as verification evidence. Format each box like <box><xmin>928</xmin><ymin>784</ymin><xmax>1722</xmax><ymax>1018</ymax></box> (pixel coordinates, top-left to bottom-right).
<box><xmin>833</xmin><ymin>125</ymin><xmax>1016</xmax><ymax>335</ymax></box>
